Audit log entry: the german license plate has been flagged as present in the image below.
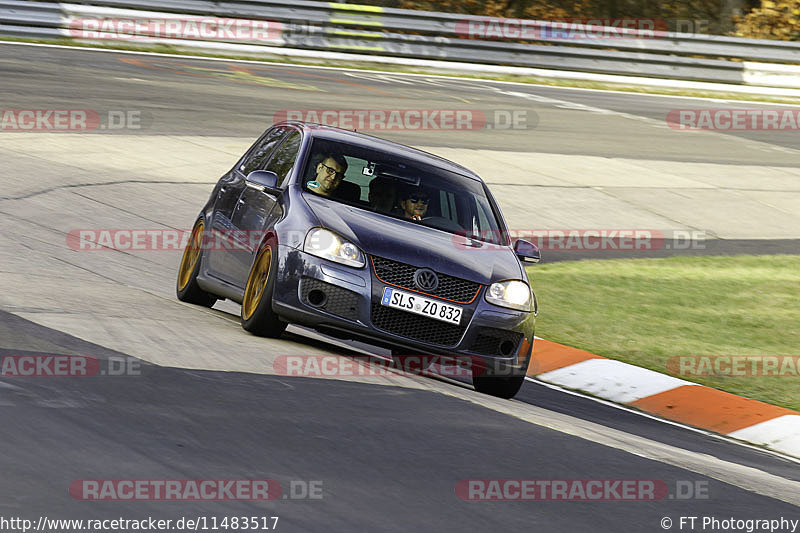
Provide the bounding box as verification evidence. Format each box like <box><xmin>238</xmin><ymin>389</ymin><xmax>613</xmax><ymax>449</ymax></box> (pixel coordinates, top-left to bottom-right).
<box><xmin>380</xmin><ymin>287</ymin><xmax>462</xmax><ymax>325</ymax></box>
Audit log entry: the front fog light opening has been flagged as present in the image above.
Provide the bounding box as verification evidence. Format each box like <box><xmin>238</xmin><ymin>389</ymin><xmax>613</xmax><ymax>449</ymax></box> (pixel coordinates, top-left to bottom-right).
<box><xmin>499</xmin><ymin>340</ymin><xmax>516</xmax><ymax>356</ymax></box>
<box><xmin>307</xmin><ymin>288</ymin><xmax>327</xmax><ymax>307</ymax></box>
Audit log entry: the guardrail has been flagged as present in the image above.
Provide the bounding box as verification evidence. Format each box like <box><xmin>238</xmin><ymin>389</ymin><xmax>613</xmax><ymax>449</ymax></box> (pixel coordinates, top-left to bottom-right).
<box><xmin>3</xmin><ymin>0</ymin><xmax>800</xmax><ymax>88</ymax></box>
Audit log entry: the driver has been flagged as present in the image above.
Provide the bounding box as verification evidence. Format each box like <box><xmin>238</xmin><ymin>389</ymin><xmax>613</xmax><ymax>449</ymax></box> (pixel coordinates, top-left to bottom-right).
<box><xmin>399</xmin><ymin>186</ymin><xmax>429</xmax><ymax>221</ymax></box>
<box><xmin>311</xmin><ymin>154</ymin><xmax>348</xmax><ymax>197</ymax></box>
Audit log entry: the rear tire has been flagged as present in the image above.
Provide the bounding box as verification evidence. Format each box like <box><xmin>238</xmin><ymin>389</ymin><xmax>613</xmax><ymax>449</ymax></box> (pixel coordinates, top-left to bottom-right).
<box><xmin>241</xmin><ymin>242</ymin><xmax>287</xmax><ymax>338</ymax></box>
<box><xmin>176</xmin><ymin>218</ymin><xmax>217</xmax><ymax>308</ymax></box>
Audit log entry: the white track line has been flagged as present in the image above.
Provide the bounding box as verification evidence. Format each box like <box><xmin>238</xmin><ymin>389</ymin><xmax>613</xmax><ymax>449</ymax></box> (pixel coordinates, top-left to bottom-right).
<box><xmin>525</xmin><ymin>376</ymin><xmax>800</xmax><ymax>465</ymax></box>
<box><xmin>4</xmin><ymin>40</ymin><xmax>800</xmax><ymax>106</ymax></box>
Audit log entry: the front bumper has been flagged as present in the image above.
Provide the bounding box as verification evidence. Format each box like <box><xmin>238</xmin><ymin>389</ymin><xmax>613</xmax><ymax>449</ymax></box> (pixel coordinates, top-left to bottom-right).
<box><xmin>271</xmin><ymin>245</ymin><xmax>535</xmax><ymax>371</ymax></box>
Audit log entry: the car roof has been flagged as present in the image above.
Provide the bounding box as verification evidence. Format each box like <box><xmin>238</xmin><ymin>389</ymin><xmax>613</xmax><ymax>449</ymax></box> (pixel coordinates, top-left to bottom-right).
<box><xmin>280</xmin><ymin>121</ymin><xmax>483</xmax><ymax>181</ymax></box>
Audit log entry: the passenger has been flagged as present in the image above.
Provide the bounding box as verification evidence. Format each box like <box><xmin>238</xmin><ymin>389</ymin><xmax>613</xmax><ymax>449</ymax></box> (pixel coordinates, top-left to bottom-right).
<box><xmin>368</xmin><ymin>177</ymin><xmax>397</xmax><ymax>213</ymax></box>
<box><xmin>309</xmin><ymin>154</ymin><xmax>348</xmax><ymax>197</ymax></box>
<box><xmin>399</xmin><ymin>187</ymin><xmax>429</xmax><ymax>221</ymax></box>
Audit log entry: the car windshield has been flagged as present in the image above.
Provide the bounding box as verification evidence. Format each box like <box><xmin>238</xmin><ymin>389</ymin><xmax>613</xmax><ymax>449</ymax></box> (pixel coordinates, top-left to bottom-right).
<box><xmin>301</xmin><ymin>139</ymin><xmax>506</xmax><ymax>244</ymax></box>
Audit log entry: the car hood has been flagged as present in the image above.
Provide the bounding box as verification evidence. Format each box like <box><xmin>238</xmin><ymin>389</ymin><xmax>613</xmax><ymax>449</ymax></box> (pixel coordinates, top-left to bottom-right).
<box><xmin>305</xmin><ymin>195</ymin><xmax>524</xmax><ymax>284</ymax></box>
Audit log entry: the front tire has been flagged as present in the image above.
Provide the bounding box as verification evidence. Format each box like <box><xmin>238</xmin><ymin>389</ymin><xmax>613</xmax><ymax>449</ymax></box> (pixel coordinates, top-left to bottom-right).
<box><xmin>241</xmin><ymin>242</ymin><xmax>287</xmax><ymax>338</ymax></box>
<box><xmin>176</xmin><ymin>219</ymin><xmax>217</xmax><ymax>308</ymax></box>
<box><xmin>472</xmin><ymin>373</ymin><xmax>526</xmax><ymax>399</ymax></box>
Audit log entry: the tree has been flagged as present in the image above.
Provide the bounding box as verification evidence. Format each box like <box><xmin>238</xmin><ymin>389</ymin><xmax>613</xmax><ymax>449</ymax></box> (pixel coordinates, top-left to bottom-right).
<box><xmin>735</xmin><ymin>0</ymin><xmax>800</xmax><ymax>39</ymax></box>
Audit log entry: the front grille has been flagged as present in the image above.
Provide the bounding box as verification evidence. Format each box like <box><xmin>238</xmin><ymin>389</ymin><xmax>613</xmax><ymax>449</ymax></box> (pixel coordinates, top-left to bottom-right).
<box><xmin>370</xmin><ymin>303</ymin><xmax>466</xmax><ymax>347</ymax></box>
<box><xmin>300</xmin><ymin>278</ymin><xmax>359</xmax><ymax>321</ymax></box>
<box><xmin>471</xmin><ymin>328</ymin><xmax>524</xmax><ymax>357</ymax></box>
<box><xmin>370</xmin><ymin>256</ymin><xmax>481</xmax><ymax>304</ymax></box>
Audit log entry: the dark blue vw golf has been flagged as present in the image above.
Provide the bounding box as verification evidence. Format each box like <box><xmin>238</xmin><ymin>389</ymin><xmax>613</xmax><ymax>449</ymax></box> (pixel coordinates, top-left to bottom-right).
<box><xmin>177</xmin><ymin>121</ymin><xmax>540</xmax><ymax>398</ymax></box>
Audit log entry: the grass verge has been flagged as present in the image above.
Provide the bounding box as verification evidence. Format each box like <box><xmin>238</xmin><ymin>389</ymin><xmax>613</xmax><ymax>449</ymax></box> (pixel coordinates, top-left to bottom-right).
<box><xmin>526</xmin><ymin>255</ymin><xmax>800</xmax><ymax>411</ymax></box>
<box><xmin>3</xmin><ymin>36</ymin><xmax>800</xmax><ymax>105</ymax></box>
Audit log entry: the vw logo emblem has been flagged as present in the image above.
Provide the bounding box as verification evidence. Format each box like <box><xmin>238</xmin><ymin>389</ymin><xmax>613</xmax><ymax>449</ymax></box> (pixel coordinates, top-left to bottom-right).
<box><xmin>413</xmin><ymin>269</ymin><xmax>439</xmax><ymax>291</ymax></box>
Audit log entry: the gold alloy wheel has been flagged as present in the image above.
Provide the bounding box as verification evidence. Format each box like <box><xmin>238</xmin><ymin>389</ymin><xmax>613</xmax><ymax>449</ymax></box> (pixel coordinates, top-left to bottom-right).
<box><xmin>242</xmin><ymin>245</ymin><xmax>272</xmax><ymax>321</ymax></box>
<box><xmin>177</xmin><ymin>220</ymin><xmax>205</xmax><ymax>291</ymax></box>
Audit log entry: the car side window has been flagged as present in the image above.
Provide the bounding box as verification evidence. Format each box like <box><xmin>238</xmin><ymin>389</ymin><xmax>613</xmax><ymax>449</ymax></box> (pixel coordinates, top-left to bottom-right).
<box><xmin>476</xmin><ymin>199</ymin><xmax>491</xmax><ymax>230</ymax></box>
<box><xmin>239</xmin><ymin>127</ymin><xmax>287</xmax><ymax>175</ymax></box>
<box><xmin>264</xmin><ymin>131</ymin><xmax>302</xmax><ymax>187</ymax></box>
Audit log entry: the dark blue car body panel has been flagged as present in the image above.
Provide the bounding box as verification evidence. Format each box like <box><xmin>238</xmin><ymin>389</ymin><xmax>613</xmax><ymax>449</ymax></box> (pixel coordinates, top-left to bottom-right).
<box><xmin>194</xmin><ymin>122</ymin><xmax>536</xmax><ymax>371</ymax></box>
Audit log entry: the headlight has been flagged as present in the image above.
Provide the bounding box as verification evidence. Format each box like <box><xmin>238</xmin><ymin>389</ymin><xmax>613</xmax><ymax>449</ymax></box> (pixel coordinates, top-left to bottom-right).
<box><xmin>485</xmin><ymin>280</ymin><xmax>531</xmax><ymax>311</ymax></box>
<box><xmin>303</xmin><ymin>228</ymin><xmax>365</xmax><ymax>268</ymax></box>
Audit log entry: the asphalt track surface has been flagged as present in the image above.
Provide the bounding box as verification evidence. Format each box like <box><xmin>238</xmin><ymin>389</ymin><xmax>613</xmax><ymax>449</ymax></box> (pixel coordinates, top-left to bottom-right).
<box><xmin>3</xmin><ymin>44</ymin><xmax>799</xmax><ymax>250</ymax></box>
<box><xmin>1</xmin><ymin>44</ymin><xmax>799</xmax><ymax>532</ymax></box>
<box><xmin>3</xmin><ymin>310</ymin><xmax>799</xmax><ymax>532</ymax></box>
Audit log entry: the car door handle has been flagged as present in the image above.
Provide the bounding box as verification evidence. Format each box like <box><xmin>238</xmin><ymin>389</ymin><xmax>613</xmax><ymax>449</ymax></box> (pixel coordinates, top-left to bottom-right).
<box><xmin>238</xmin><ymin>198</ymin><xmax>246</xmax><ymax>204</ymax></box>
<box><xmin>219</xmin><ymin>186</ymin><xmax>228</xmax><ymax>193</ymax></box>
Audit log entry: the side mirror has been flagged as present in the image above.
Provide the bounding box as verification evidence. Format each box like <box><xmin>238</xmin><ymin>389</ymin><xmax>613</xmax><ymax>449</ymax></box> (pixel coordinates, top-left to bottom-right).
<box><xmin>514</xmin><ymin>239</ymin><xmax>541</xmax><ymax>264</ymax></box>
<box><xmin>246</xmin><ymin>170</ymin><xmax>279</xmax><ymax>192</ymax></box>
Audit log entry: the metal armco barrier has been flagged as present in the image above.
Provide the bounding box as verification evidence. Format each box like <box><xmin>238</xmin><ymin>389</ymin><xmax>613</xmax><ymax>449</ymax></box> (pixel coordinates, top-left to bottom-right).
<box><xmin>3</xmin><ymin>0</ymin><xmax>800</xmax><ymax>88</ymax></box>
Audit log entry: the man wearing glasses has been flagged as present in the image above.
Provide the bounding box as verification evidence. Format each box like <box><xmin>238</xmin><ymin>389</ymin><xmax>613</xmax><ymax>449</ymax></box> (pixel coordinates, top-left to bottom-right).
<box><xmin>312</xmin><ymin>154</ymin><xmax>348</xmax><ymax>197</ymax></box>
<box><xmin>399</xmin><ymin>186</ymin><xmax>430</xmax><ymax>221</ymax></box>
